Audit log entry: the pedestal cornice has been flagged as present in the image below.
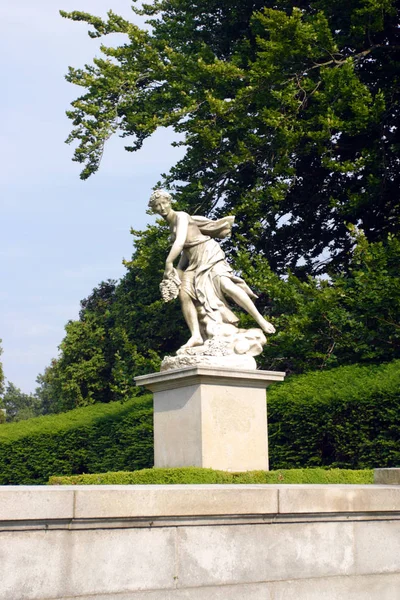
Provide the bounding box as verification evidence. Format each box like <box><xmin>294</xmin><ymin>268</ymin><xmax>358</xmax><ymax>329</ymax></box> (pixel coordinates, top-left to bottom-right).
<box><xmin>135</xmin><ymin>366</ymin><xmax>286</xmax><ymax>392</ymax></box>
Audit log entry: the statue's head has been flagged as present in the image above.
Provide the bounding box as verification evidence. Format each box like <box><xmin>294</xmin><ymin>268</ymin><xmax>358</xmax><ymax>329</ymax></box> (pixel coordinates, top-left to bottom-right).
<box><xmin>148</xmin><ymin>189</ymin><xmax>173</xmax><ymax>214</ymax></box>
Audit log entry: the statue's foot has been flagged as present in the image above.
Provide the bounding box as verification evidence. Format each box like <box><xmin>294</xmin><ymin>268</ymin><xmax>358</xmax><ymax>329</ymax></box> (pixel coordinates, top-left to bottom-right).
<box><xmin>261</xmin><ymin>320</ymin><xmax>276</xmax><ymax>334</ymax></box>
<box><xmin>180</xmin><ymin>335</ymin><xmax>204</xmax><ymax>349</ymax></box>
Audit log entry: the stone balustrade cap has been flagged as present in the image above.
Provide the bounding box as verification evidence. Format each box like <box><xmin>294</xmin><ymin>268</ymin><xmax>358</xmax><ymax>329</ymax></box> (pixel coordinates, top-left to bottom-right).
<box><xmin>1</xmin><ymin>484</ymin><xmax>400</xmax><ymax>523</ymax></box>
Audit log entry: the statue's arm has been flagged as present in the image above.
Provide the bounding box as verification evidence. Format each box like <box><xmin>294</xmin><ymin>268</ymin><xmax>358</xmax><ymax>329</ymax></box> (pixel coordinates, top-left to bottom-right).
<box><xmin>164</xmin><ymin>213</ymin><xmax>188</xmax><ymax>276</ymax></box>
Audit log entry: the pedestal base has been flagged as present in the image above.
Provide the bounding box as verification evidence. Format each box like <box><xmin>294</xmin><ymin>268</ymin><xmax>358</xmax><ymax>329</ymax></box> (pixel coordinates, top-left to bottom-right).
<box><xmin>135</xmin><ymin>367</ymin><xmax>285</xmax><ymax>472</ymax></box>
<box><xmin>374</xmin><ymin>468</ymin><xmax>400</xmax><ymax>484</ymax></box>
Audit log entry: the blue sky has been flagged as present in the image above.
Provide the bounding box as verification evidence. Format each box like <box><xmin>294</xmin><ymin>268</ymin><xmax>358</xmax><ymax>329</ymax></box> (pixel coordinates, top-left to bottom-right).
<box><xmin>0</xmin><ymin>0</ymin><xmax>183</xmax><ymax>392</ymax></box>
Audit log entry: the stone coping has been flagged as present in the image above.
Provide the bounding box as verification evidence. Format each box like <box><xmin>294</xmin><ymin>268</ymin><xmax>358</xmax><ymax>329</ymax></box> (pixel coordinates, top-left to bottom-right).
<box><xmin>1</xmin><ymin>484</ymin><xmax>400</xmax><ymax>523</ymax></box>
<box><xmin>135</xmin><ymin>366</ymin><xmax>286</xmax><ymax>391</ymax></box>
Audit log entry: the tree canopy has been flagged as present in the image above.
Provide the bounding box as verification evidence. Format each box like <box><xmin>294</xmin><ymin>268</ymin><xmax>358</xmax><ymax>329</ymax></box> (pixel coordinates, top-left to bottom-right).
<box><xmin>32</xmin><ymin>0</ymin><xmax>400</xmax><ymax>412</ymax></box>
<box><xmin>62</xmin><ymin>0</ymin><xmax>399</xmax><ymax>276</ymax></box>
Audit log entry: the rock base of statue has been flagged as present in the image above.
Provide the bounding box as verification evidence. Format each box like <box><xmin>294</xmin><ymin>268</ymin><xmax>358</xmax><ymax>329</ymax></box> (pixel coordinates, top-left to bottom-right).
<box><xmin>135</xmin><ymin>366</ymin><xmax>286</xmax><ymax>472</ymax></box>
<box><xmin>160</xmin><ymin>326</ymin><xmax>268</xmax><ymax>372</ymax></box>
<box><xmin>161</xmin><ymin>353</ymin><xmax>257</xmax><ymax>371</ymax></box>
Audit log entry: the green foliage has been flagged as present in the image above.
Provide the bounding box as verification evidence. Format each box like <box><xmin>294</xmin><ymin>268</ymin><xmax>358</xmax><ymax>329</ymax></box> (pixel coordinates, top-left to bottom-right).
<box><xmin>114</xmin><ymin>225</ymin><xmax>187</xmax><ymax>364</ymax></box>
<box><xmin>0</xmin><ymin>382</ymin><xmax>42</xmax><ymax>423</ymax></box>
<box><xmin>49</xmin><ymin>466</ymin><xmax>373</xmax><ymax>485</ymax></box>
<box><xmin>55</xmin><ymin>316</ymin><xmax>110</xmax><ymax>406</ymax></box>
<box><xmin>268</xmin><ymin>360</ymin><xmax>400</xmax><ymax>469</ymax></box>
<box><xmin>36</xmin><ymin>279</ymin><xmax>161</xmax><ymax>412</ymax></box>
<box><xmin>42</xmin><ymin>280</ymin><xmax>118</xmax><ymax>411</ymax></box>
<box><xmin>62</xmin><ymin>0</ymin><xmax>399</xmax><ymax>275</ymax></box>
<box><xmin>0</xmin><ymin>395</ymin><xmax>153</xmax><ymax>484</ymax></box>
<box><xmin>34</xmin><ymin>366</ymin><xmax>61</xmax><ymax>415</ymax></box>
<box><xmin>239</xmin><ymin>230</ymin><xmax>400</xmax><ymax>372</ymax></box>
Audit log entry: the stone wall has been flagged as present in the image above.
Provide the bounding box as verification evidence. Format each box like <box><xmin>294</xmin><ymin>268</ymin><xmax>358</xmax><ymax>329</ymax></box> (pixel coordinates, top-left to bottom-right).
<box><xmin>1</xmin><ymin>484</ymin><xmax>400</xmax><ymax>599</ymax></box>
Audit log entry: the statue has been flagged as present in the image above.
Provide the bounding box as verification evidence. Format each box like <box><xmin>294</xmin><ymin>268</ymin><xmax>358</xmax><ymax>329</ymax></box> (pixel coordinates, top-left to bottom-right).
<box><xmin>149</xmin><ymin>189</ymin><xmax>276</xmax><ymax>370</ymax></box>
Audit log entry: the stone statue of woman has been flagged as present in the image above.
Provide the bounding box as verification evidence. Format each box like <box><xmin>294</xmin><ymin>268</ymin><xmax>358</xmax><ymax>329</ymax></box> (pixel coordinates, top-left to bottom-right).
<box><xmin>149</xmin><ymin>189</ymin><xmax>275</xmax><ymax>368</ymax></box>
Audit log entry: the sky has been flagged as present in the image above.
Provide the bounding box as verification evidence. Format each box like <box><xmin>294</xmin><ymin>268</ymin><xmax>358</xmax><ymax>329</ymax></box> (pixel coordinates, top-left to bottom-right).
<box><xmin>0</xmin><ymin>0</ymin><xmax>184</xmax><ymax>393</ymax></box>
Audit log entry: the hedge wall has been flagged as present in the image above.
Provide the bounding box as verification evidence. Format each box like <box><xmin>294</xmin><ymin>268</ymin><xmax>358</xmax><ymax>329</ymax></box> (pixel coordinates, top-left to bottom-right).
<box><xmin>1</xmin><ymin>361</ymin><xmax>398</xmax><ymax>484</ymax></box>
<box><xmin>0</xmin><ymin>396</ymin><xmax>153</xmax><ymax>484</ymax></box>
<box><xmin>268</xmin><ymin>360</ymin><xmax>400</xmax><ymax>469</ymax></box>
<box><xmin>49</xmin><ymin>467</ymin><xmax>373</xmax><ymax>485</ymax></box>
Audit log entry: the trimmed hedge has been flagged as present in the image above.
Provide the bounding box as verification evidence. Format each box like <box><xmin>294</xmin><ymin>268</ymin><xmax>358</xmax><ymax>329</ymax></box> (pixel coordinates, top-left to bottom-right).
<box><xmin>268</xmin><ymin>360</ymin><xmax>400</xmax><ymax>469</ymax></box>
<box><xmin>0</xmin><ymin>396</ymin><xmax>153</xmax><ymax>484</ymax></box>
<box><xmin>49</xmin><ymin>467</ymin><xmax>373</xmax><ymax>485</ymax></box>
<box><xmin>1</xmin><ymin>360</ymin><xmax>398</xmax><ymax>484</ymax></box>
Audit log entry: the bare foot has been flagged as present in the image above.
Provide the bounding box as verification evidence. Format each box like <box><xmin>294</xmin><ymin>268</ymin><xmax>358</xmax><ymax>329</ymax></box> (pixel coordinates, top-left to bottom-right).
<box><xmin>181</xmin><ymin>335</ymin><xmax>204</xmax><ymax>349</ymax></box>
<box><xmin>261</xmin><ymin>320</ymin><xmax>276</xmax><ymax>335</ymax></box>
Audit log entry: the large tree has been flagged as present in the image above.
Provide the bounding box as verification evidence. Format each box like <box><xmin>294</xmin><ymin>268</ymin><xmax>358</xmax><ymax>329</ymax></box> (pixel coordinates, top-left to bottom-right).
<box><xmin>62</xmin><ymin>0</ymin><xmax>399</xmax><ymax>276</ymax></box>
<box><xmin>39</xmin><ymin>0</ymin><xmax>399</xmax><ymax>410</ymax></box>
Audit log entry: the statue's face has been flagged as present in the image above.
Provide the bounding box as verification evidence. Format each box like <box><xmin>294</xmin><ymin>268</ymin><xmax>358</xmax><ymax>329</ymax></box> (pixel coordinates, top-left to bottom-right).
<box><xmin>152</xmin><ymin>195</ymin><xmax>172</xmax><ymax>217</ymax></box>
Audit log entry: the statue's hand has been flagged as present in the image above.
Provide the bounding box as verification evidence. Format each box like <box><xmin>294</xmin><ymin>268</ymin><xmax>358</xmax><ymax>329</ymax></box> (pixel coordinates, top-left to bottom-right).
<box><xmin>163</xmin><ymin>262</ymin><xmax>174</xmax><ymax>279</ymax></box>
<box><xmin>160</xmin><ymin>266</ymin><xmax>181</xmax><ymax>302</ymax></box>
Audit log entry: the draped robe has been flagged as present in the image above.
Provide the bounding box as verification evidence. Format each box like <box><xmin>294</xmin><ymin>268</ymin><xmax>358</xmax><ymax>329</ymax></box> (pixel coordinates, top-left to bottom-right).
<box><xmin>177</xmin><ymin>215</ymin><xmax>256</xmax><ymax>325</ymax></box>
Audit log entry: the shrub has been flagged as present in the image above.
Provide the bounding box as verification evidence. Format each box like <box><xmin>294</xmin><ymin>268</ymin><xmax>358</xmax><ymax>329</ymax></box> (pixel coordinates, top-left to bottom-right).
<box><xmin>0</xmin><ymin>396</ymin><xmax>153</xmax><ymax>484</ymax></box>
<box><xmin>268</xmin><ymin>360</ymin><xmax>400</xmax><ymax>469</ymax></box>
<box><xmin>49</xmin><ymin>466</ymin><xmax>373</xmax><ymax>485</ymax></box>
<box><xmin>1</xmin><ymin>360</ymin><xmax>399</xmax><ymax>484</ymax></box>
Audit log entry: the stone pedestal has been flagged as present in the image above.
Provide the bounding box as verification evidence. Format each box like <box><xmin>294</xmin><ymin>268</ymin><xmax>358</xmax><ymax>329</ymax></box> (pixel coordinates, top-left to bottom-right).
<box><xmin>374</xmin><ymin>468</ymin><xmax>400</xmax><ymax>484</ymax></box>
<box><xmin>135</xmin><ymin>366</ymin><xmax>285</xmax><ymax>472</ymax></box>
